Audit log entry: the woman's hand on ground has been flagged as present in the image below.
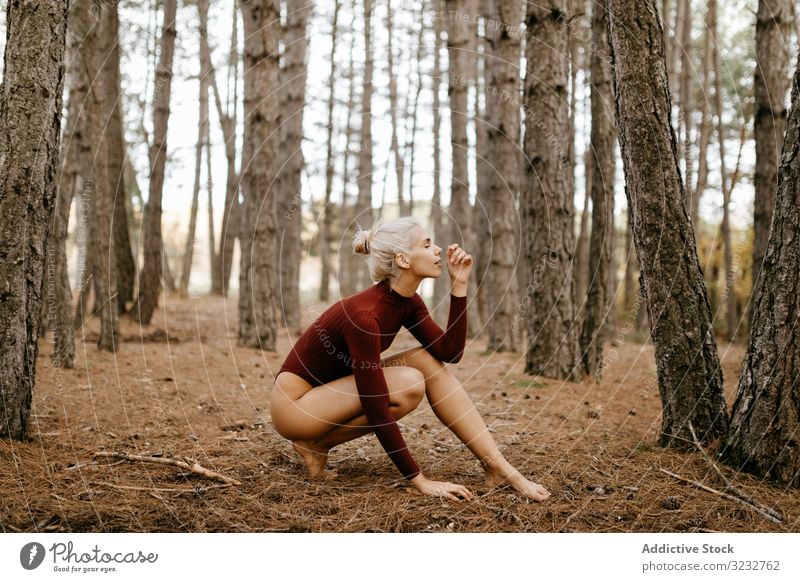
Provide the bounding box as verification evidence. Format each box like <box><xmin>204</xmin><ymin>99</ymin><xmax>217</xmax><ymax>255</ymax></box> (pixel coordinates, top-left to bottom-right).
<box><xmin>410</xmin><ymin>474</ymin><xmax>475</xmax><ymax>501</ymax></box>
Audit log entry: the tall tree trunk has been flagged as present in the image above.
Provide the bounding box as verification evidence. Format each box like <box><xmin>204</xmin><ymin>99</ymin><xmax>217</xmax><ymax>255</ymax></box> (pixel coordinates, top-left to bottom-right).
<box><xmin>211</xmin><ymin>2</ymin><xmax>240</xmax><ymax>296</ymax></box>
<box><xmin>580</xmin><ymin>0</ymin><xmax>616</xmax><ymax>378</ymax></box>
<box><xmin>751</xmin><ymin>0</ymin><xmax>791</xmax><ymax>325</ymax></box>
<box><xmin>0</xmin><ymin>0</ymin><xmax>68</xmax><ymax>439</ymax></box>
<box><xmin>136</xmin><ymin>0</ymin><xmax>178</xmax><ymax>323</ymax></box>
<box><xmin>386</xmin><ymin>0</ymin><xmax>406</xmax><ymax>214</ymax></box>
<box><xmin>50</xmin><ymin>16</ymin><xmax>90</xmax><ymax>369</ymax></box>
<box><xmin>238</xmin><ymin>0</ymin><xmax>281</xmax><ymax>349</ymax></box>
<box><xmin>485</xmin><ymin>0</ymin><xmax>521</xmax><ymax>352</ymax></box>
<box><xmin>445</xmin><ymin>0</ymin><xmax>480</xmax><ymax>338</ymax></box>
<box><xmin>338</xmin><ymin>0</ymin><xmax>360</xmax><ymax>299</ymax></box>
<box><xmin>406</xmin><ymin>0</ymin><xmax>427</xmax><ymax>215</ymax></box>
<box><xmin>353</xmin><ymin>0</ymin><xmax>375</xmax><ymax>292</ymax></box>
<box><xmin>521</xmin><ymin>1</ymin><xmax>580</xmax><ymax>381</ymax></box>
<box><xmin>431</xmin><ymin>0</ymin><xmax>448</xmax><ymax>321</ymax></box>
<box><xmin>320</xmin><ymin>0</ymin><xmax>341</xmax><ymax>302</ymax></box>
<box><xmin>180</xmin><ymin>0</ymin><xmax>211</xmax><ymax>296</ymax></box>
<box><xmin>723</xmin><ymin>52</ymin><xmax>800</xmax><ymax>487</ymax></box>
<box><xmin>692</xmin><ymin>7</ymin><xmax>713</xmax><ymax>230</ymax></box>
<box><xmin>279</xmin><ymin>0</ymin><xmax>311</xmax><ymax>331</ymax></box>
<box><xmin>709</xmin><ymin>0</ymin><xmax>737</xmax><ymax>340</ymax></box>
<box><xmin>678</xmin><ymin>0</ymin><xmax>693</xmax><ymax>205</ymax></box>
<box><xmin>106</xmin><ymin>3</ymin><xmax>135</xmax><ymax>315</ymax></box>
<box><xmin>606</xmin><ymin>0</ymin><xmax>729</xmax><ymax>446</ymax></box>
<box><xmin>576</xmin><ymin>149</ymin><xmax>591</xmax><ymax>308</ymax></box>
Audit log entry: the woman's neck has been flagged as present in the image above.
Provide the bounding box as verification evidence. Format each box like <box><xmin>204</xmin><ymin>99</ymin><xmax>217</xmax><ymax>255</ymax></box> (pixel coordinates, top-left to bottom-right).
<box><xmin>389</xmin><ymin>275</ymin><xmax>421</xmax><ymax>298</ymax></box>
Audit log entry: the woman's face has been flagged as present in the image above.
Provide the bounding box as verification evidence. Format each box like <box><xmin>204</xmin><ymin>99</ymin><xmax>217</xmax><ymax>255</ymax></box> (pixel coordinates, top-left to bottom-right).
<box><xmin>402</xmin><ymin>226</ymin><xmax>442</xmax><ymax>278</ymax></box>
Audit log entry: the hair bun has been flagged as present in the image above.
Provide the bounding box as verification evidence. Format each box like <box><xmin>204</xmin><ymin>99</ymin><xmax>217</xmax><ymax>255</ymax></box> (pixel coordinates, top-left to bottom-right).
<box><xmin>352</xmin><ymin>226</ymin><xmax>372</xmax><ymax>256</ymax></box>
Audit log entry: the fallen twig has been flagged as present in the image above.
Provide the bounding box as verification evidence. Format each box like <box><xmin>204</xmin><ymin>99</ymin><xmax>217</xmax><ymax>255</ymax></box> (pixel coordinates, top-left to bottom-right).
<box><xmin>688</xmin><ymin>423</ymin><xmax>783</xmax><ymax>522</ymax></box>
<box><xmin>91</xmin><ymin>481</ymin><xmax>234</xmax><ymax>493</ymax></box>
<box><xmin>658</xmin><ymin>468</ymin><xmax>782</xmax><ymax>525</ymax></box>
<box><xmin>93</xmin><ymin>451</ymin><xmax>241</xmax><ymax>485</ymax></box>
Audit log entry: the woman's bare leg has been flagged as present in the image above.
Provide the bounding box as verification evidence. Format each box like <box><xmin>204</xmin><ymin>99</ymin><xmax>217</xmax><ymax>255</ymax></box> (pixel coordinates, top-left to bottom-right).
<box><xmin>382</xmin><ymin>347</ymin><xmax>551</xmax><ymax>502</ymax></box>
<box><xmin>271</xmin><ymin>367</ymin><xmax>425</xmax><ymax>478</ymax></box>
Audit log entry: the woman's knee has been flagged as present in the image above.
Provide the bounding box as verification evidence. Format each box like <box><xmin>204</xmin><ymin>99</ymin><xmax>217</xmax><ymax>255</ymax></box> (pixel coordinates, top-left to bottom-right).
<box><xmin>386</xmin><ymin>366</ymin><xmax>425</xmax><ymax>405</ymax></box>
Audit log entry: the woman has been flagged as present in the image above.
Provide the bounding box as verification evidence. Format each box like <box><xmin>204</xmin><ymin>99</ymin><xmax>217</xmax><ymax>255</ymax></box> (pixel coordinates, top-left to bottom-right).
<box><xmin>271</xmin><ymin>216</ymin><xmax>551</xmax><ymax>502</ymax></box>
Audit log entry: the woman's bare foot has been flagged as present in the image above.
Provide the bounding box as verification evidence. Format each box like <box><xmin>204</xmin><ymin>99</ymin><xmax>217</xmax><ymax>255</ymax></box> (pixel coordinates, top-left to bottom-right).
<box><xmin>292</xmin><ymin>440</ymin><xmax>336</xmax><ymax>479</ymax></box>
<box><xmin>483</xmin><ymin>464</ymin><xmax>551</xmax><ymax>502</ymax></box>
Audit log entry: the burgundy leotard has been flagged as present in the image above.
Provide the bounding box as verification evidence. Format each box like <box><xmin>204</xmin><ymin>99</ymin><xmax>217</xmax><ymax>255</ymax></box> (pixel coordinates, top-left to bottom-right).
<box><xmin>276</xmin><ymin>279</ymin><xmax>468</xmax><ymax>479</ymax></box>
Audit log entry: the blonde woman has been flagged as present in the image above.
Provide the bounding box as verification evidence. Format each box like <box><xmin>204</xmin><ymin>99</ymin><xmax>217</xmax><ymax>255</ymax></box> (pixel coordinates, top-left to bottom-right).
<box><xmin>271</xmin><ymin>216</ymin><xmax>551</xmax><ymax>502</ymax></box>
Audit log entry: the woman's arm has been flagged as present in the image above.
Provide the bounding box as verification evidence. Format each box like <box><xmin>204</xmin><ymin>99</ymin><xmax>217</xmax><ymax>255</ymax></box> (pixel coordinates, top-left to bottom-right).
<box><xmin>403</xmin><ymin>292</ymin><xmax>468</xmax><ymax>363</ymax></box>
<box><xmin>343</xmin><ymin>311</ymin><xmax>422</xmax><ymax>480</ymax></box>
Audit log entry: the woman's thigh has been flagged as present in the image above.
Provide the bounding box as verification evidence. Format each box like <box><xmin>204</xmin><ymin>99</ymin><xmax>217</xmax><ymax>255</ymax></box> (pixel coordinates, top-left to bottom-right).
<box><xmin>270</xmin><ymin>367</ymin><xmax>424</xmax><ymax>441</ymax></box>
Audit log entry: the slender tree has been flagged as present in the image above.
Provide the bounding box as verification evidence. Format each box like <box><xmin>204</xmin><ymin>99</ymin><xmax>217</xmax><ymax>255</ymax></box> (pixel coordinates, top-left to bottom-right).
<box><xmin>430</xmin><ymin>0</ymin><xmax>448</xmax><ymax>322</ymax></box>
<box><xmin>180</xmin><ymin>0</ymin><xmax>212</xmax><ymax>296</ymax></box>
<box><xmin>580</xmin><ymin>0</ymin><xmax>616</xmax><ymax>377</ymax></box>
<box><xmin>352</xmin><ymin>0</ymin><xmax>375</xmax><ymax>292</ymax></box>
<box><xmin>521</xmin><ymin>1</ymin><xmax>580</xmax><ymax>380</ymax></box>
<box><xmin>238</xmin><ymin>0</ymin><xmax>281</xmax><ymax>349</ymax></box>
<box><xmin>723</xmin><ymin>52</ymin><xmax>800</xmax><ymax>486</ymax></box>
<box><xmin>386</xmin><ymin>0</ymin><xmax>406</xmax><ymax>214</ymax></box>
<box><xmin>279</xmin><ymin>0</ymin><xmax>312</xmax><ymax>330</ymax></box>
<box><xmin>136</xmin><ymin>0</ymin><xmax>178</xmax><ymax>324</ymax></box>
<box><xmin>485</xmin><ymin>0</ymin><xmax>521</xmax><ymax>352</ymax></box>
<box><xmin>320</xmin><ymin>0</ymin><xmax>341</xmax><ymax>301</ymax></box>
<box><xmin>606</xmin><ymin>0</ymin><xmax>729</xmax><ymax>446</ymax></box>
<box><xmin>751</xmin><ymin>0</ymin><xmax>791</xmax><ymax>322</ymax></box>
<box><xmin>0</xmin><ymin>0</ymin><xmax>68</xmax><ymax>439</ymax></box>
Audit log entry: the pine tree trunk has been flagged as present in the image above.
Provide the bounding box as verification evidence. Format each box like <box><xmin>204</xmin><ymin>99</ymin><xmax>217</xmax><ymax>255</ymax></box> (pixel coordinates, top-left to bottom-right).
<box><xmin>353</xmin><ymin>0</ymin><xmax>375</xmax><ymax>292</ymax></box>
<box><xmin>678</xmin><ymin>0</ymin><xmax>693</xmax><ymax>201</ymax></box>
<box><xmin>211</xmin><ymin>2</ymin><xmax>240</xmax><ymax>296</ymax></box>
<box><xmin>180</xmin><ymin>0</ymin><xmax>211</xmax><ymax>297</ymax></box>
<box><xmin>338</xmin><ymin>1</ymin><xmax>359</xmax><ymax>299</ymax></box>
<box><xmin>279</xmin><ymin>0</ymin><xmax>311</xmax><ymax>330</ymax></box>
<box><xmin>386</xmin><ymin>1</ymin><xmax>405</xmax><ymax>214</ymax></box>
<box><xmin>576</xmin><ymin>149</ymin><xmax>591</xmax><ymax>308</ymax></box>
<box><xmin>751</xmin><ymin>0</ymin><xmax>791</xmax><ymax>323</ymax></box>
<box><xmin>606</xmin><ymin>0</ymin><xmax>729</xmax><ymax>446</ymax></box>
<box><xmin>444</xmin><ymin>0</ymin><xmax>480</xmax><ymax>338</ymax></box>
<box><xmin>723</xmin><ymin>53</ymin><xmax>800</xmax><ymax>487</ymax></box>
<box><xmin>0</xmin><ymin>0</ymin><xmax>68</xmax><ymax>440</ymax></box>
<box><xmin>105</xmin><ymin>3</ymin><xmax>135</xmax><ymax>315</ymax></box>
<box><xmin>580</xmin><ymin>0</ymin><xmax>616</xmax><ymax>378</ymax></box>
<box><xmin>320</xmin><ymin>0</ymin><xmax>341</xmax><ymax>302</ymax></box>
<box><xmin>136</xmin><ymin>0</ymin><xmax>178</xmax><ymax>324</ymax></box>
<box><xmin>238</xmin><ymin>0</ymin><xmax>281</xmax><ymax>349</ymax></box>
<box><xmin>430</xmin><ymin>0</ymin><xmax>448</xmax><ymax>321</ymax></box>
<box><xmin>521</xmin><ymin>1</ymin><xmax>580</xmax><ymax>381</ymax></box>
<box><xmin>485</xmin><ymin>0</ymin><xmax>521</xmax><ymax>352</ymax></box>
<box><xmin>692</xmin><ymin>7</ymin><xmax>713</xmax><ymax>230</ymax></box>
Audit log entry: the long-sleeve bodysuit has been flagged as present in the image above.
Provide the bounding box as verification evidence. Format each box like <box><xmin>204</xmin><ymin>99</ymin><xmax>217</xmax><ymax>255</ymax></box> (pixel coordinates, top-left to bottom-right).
<box><xmin>276</xmin><ymin>279</ymin><xmax>468</xmax><ymax>479</ymax></box>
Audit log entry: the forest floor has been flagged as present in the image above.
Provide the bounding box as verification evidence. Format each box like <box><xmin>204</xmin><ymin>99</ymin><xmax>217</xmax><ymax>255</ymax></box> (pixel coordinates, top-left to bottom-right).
<box><xmin>2</xmin><ymin>291</ymin><xmax>798</xmax><ymax>533</ymax></box>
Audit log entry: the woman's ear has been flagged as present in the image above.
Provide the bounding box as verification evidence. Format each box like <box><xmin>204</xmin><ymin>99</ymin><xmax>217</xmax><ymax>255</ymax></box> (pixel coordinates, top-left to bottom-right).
<box><xmin>395</xmin><ymin>252</ymin><xmax>410</xmax><ymax>269</ymax></box>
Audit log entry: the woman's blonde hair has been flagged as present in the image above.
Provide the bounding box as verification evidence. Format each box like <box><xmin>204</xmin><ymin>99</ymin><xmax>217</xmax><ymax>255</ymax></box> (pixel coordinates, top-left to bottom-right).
<box><xmin>352</xmin><ymin>216</ymin><xmax>423</xmax><ymax>283</ymax></box>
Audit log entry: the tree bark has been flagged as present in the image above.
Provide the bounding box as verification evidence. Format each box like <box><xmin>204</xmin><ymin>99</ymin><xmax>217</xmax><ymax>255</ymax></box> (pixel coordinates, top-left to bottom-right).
<box><xmin>485</xmin><ymin>0</ymin><xmax>521</xmax><ymax>352</ymax></box>
<box><xmin>445</xmin><ymin>0</ymin><xmax>480</xmax><ymax>338</ymax></box>
<box><xmin>678</xmin><ymin>0</ymin><xmax>693</xmax><ymax>206</ymax></box>
<box><xmin>279</xmin><ymin>0</ymin><xmax>312</xmax><ymax>331</ymax></box>
<box><xmin>320</xmin><ymin>0</ymin><xmax>341</xmax><ymax>302</ymax></box>
<box><xmin>136</xmin><ymin>0</ymin><xmax>178</xmax><ymax>323</ymax></box>
<box><xmin>431</xmin><ymin>0</ymin><xmax>448</xmax><ymax>321</ymax></box>
<box><xmin>386</xmin><ymin>0</ymin><xmax>406</xmax><ymax>214</ymax></box>
<box><xmin>521</xmin><ymin>1</ymin><xmax>580</xmax><ymax>381</ymax></box>
<box><xmin>580</xmin><ymin>0</ymin><xmax>616</xmax><ymax>378</ymax></box>
<box><xmin>106</xmin><ymin>3</ymin><xmax>135</xmax><ymax>315</ymax></box>
<box><xmin>353</xmin><ymin>0</ymin><xmax>375</xmax><ymax>292</ymax></box>
<box><xmin>606</xmin><ymin>0</ymin><xmax>729</xmax><ymax>446</ymax></box>
<box><xmin>180</xmin><ymin>0</ymin><xmax>211</xmax><ymax>297</ymax></box>
<box><xmin>723</xmin><ymin>52</ymin><xmax>800</xmax><ymax>487</ymax></box>
<box><xmin>0</xmin><ymin>0</ymin><xmax>68</xmax><ymax>439</ymax></box>
<box><xmin>751</xmin><ymin>0</ymin><xmax>791</xmax><ymax>324</ymax></box>
<box><xmin>238</xmin><ymin>0</ymin><xmax>281</xmax><ymax>349</ymax></box>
